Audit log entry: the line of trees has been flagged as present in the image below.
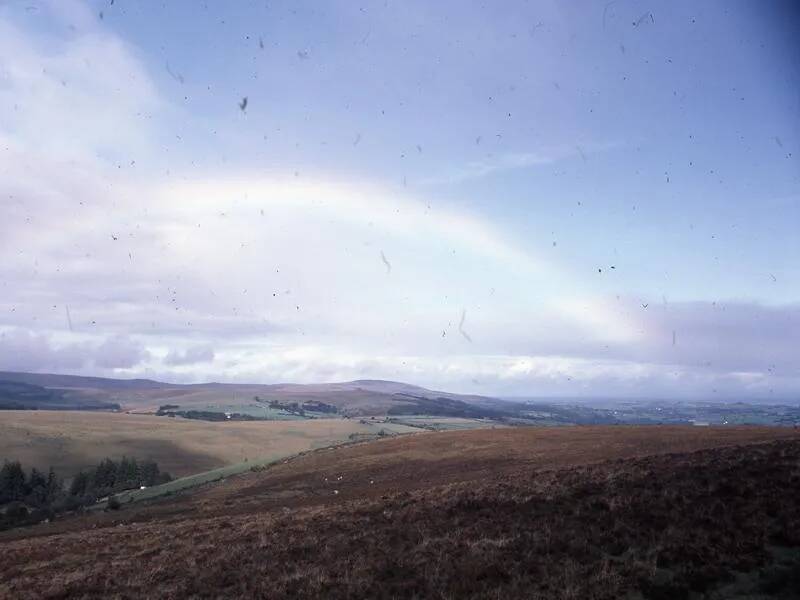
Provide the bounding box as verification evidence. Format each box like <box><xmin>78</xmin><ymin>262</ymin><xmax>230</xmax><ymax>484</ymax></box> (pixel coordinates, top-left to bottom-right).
<box><xmin>255</xmin><ymin>397</ymin><xmax>339</xmax><ymax>416</ymax></box>
<box><xmin>67</xmin><ymin>457</ymin><xmax>172</xmax><ymax>501</ymax></box>
<box><xmin>0</xmin><ymin>457</ymin><xmax>172</xmax><ymax>530</ymax></box>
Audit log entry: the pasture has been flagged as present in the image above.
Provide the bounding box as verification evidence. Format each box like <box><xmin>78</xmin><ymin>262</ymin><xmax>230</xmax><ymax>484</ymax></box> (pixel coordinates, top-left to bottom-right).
<box><xmin>0</xmin><ymin>411</ymin><xmax>374</xmax><ymax>477</ymax></box>
<box><xmin>386</xmin><ymin>415</ymin><xmax>502</xmax><ymax>431</ymax></box>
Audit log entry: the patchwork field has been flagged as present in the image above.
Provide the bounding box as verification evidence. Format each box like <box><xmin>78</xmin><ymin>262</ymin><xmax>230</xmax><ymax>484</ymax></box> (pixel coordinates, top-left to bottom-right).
<box><xmin>0</xmin><ymin>411</ymin><xmax>375</xmax><ymax>477</ymax></box>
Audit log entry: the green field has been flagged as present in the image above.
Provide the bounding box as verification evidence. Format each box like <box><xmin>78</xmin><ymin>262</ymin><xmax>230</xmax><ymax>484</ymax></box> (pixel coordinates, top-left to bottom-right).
<box><xmin>109</xmin><ymin>455</ymin><xmax>294</xmax><ymax>506</ymax></box>
<box><xmin>386</xmin><ymin>416</ymin><xmax>502</xmax><ymax>431</ymax></box>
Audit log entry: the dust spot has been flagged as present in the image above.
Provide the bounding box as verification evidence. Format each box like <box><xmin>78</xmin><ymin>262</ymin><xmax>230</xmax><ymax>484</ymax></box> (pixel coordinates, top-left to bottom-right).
<box><xmin>458</xmin><ymin>309</ymin><xmax>472</xmax><ymax>343</ymax></box>
<box><xmin>380</xmin><ymin>251</ymin><xmax>391</xmax><ymax>274</ymax></box>
<box><xmin>166</xmin><ymin>62</ymin><xmax>184</xmax><ymax>84</ymax></box>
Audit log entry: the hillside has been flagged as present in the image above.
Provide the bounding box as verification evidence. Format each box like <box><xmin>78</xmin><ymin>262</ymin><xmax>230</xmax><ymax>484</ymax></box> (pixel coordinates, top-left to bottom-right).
<box><xmin>0</xmin><ymin>371</ymin><xmax>501</xmax><ymax>416</ymax></box>
<box><xmin>2</xmin><ymin>426</ymin><xmax>799</xmax><ymax>598</ymax></box>
<box><xmin>0</xmin><ymin>380</ymin><xmax>119</xmax><ymax>411</ymax></box>
<box><xmin>0</xmin><ymin>410</ymin><xmax>375</xmax><ymax>478</ymax></box>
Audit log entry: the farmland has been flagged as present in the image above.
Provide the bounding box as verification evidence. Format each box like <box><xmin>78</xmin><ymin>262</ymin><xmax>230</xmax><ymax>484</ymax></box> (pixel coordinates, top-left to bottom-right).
<box><xmin>0</xmin><ymin>411</ymin><xmax>375</xmax><ymax>478</ymax></box>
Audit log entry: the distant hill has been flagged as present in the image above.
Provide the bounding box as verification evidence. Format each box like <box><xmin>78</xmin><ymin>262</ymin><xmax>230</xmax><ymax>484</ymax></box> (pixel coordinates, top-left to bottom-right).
<box><xmin>0</xmin><ymin>372</ymin><xmax>504</xmax><ymax>417</ymax></box>
<box><xmin>4</xmin><ymin>372</ymin><xmax>797</xmax><ymax>424</ymax></box>
<box><xmin>0</xmin><ymin>372</ymin><xmax>167</xmax><ymax>390</ymax></box>
<box><xmin>0</xmin><ymin>379</ymin><xmax>119</xmax><ymax>411</ymax></box>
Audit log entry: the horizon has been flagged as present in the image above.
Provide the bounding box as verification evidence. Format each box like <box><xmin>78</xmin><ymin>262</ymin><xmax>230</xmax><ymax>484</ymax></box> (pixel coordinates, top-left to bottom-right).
<box><xmin>3</xmin><ymin>369</ymin><xmax>798</xmax><ymax>407</ymax></box>
<box><xmin>1</xmin><ymin>1</ymin><xmax>799</xmax><ymax>399</ymax></box>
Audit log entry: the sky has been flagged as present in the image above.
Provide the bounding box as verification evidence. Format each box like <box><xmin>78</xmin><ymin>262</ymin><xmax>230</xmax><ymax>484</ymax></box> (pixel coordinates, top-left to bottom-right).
<box><xmin>0</xmin><ymin>0</ymin><xmax>798</xmax><ymax>400</ymax></box>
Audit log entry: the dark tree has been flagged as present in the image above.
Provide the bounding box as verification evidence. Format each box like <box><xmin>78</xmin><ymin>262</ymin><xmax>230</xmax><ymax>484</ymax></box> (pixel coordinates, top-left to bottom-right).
<box><xmin>1</xmin><ymin>457</ymin><xmax>173</xmax><ymax>531</ymax></box>
<box><xmin>27</xmin><ymin>468</ymin><xmax>48</xmax><ymax>506</ymax></box>
<box><xmin>69</xmin><ymin>471</ymin><xmax>88</xmax><ymax>497</ymax></box>
<box><xmin>92</xmin><ymin>458</ymin><xmax>118</xmax><ymax>491</ymax></box>
<box><xmin>0</xmin><ymin>461</ymin><xmax>27</xmax><ymax>503</ymax></box>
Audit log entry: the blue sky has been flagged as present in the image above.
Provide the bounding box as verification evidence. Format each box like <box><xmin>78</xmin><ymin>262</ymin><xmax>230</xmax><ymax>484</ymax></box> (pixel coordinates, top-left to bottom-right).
<box><xmin>0</xmin><ymin>0</ymin><xmax>798</xmax><ymax>399</ymax></box>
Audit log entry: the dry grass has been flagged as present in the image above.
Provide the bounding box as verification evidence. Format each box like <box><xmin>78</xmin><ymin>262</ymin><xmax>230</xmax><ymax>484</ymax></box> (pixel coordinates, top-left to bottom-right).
<box><xmin>0</xmin><ymin>411</ymin><xmax>374</xmax><ymax>477</ymax></box>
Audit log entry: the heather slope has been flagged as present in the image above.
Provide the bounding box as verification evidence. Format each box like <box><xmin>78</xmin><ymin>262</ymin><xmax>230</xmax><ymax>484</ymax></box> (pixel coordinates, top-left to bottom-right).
<box><xmin>2</xmin><ymin>427</ymin><xmax>799</xmax><ymax>598</ymax></box>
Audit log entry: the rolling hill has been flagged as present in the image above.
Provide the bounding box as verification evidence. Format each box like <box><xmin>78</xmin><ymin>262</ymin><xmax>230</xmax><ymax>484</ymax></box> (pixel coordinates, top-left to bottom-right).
<box><xmin>0</xmin><ymin>371</ymin><xmax>505</xmax><ymax>416</ymax></box>
<box><xmin>0</xmin><ymin>380</ymin><xmax>119</xmax><ymax>411</ymax></box>
<box><xmin>0</xmin><ymin>410</ymin><xmax>376</xmax><ymax>478</ymax></box>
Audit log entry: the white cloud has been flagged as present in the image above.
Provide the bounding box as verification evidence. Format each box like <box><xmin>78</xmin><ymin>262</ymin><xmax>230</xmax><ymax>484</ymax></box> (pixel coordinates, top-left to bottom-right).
<box><xmin>420</xmin><ymin>142</ymin><xmax>620</xmax><ymax>185</ymax></box>
<box><xmin>93</xmin><ymin>334</ymin><xmax>150</xmax><ymax>369</ymax></box>
<box><xmin>164</xmin><ymin>344</ymin><xmax>215</xmax><ymax>366</ymax></box>
<box><xmin>421</xmin><ymin>151</ymin><xmax>557</xmax><ymax>184</ymax></box>
<box><xmin>0</xmin><ymin>329</ymin><xmax>149</xmax><ymax>372</ymax></box>
<box><xmin>0</xmin><ymin>15</ymin><xmax>161</xmax><ymax>160</ymax></box>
